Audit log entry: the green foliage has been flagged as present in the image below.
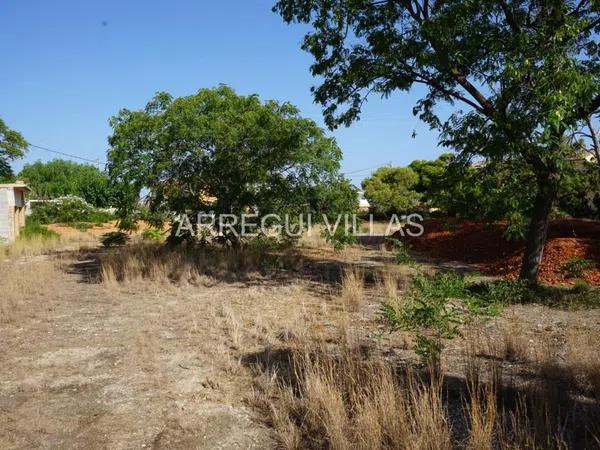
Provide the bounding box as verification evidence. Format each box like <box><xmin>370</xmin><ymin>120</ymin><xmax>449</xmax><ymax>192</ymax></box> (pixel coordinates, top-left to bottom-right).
<box><xmin>19</xmin><ymin>219</ymin><xmax>59</xmax><ymax>240</ymax></box>
<box><xmin>557</xmin><ymin>162</ymin><xmax>600</xmax><ymax>219</ymax></box>
<box><xmin>361</xmin><ymin>166</ymin><xmax>420</xmax><ymax>214</ymax></box>
<box><xmin>0</xmin><ymin>117</ymin><xmax>27</xmax><ymax>181</ymax></box>
<box><xmin>30</xmin><ymin>196</ymin><xmax>113</xmax><ymax>225</ymax></box>
<box><xmin>275</xmin><ymin>0</ymin><xmax>600</xmax><ymax>282</ymax></box>
<box><xmin>387</xmin><ymin>238</ymin><xmax>414</xmax><ymax>264</ymax></box>
<box><xmin>141</xmin><ymin>228</ymin><xmax>164</xmax><ymax>241</ymax></box>
<box><xmin>383</xmin><ymin>272</ymin><xmax>465</xmax><ymax>364</ymax></box>
<box><xmin>503</xmin><ymin>213</ymin><xmax>529</xmax><ymax>242</ymax></box>
<box><xmin>100</xmin><ymin>231</ymin><xmax>130</xmax><ymax>248</ymax></box>
<box><xmin>19</xmin><ymin>159</ymin><xmax>115</xmax><ymax>207</ymax></box>
<box><xmin>322</xmin><ymin>224</ymin><xmax>357</xmax><ymax>251</ymax></box>
<box><xmin>107</xmin><ymin>85</ymin><xmax>352</xmax><ymax>238</ymax></box>
<box><xmin>560</xmin><ymin>258</ymin><xmax>596</xmax><ymax>279</ymax></box>
<box><xmin>408</xmin><ymin>153</ymin><xmax>454</xmax><ymax>204</ymax></box>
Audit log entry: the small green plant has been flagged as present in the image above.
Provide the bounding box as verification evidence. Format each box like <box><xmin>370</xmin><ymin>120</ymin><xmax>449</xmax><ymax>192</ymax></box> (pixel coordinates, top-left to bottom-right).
<box><xmin>383</xmin><ymin>272</ymin><xmax>514</xmax><ymax>365</ymax></box>
<box><xmin>322</xmin><ymin>225</ymin><xmax>357</xmax><ymax>251</ymax></box>
<box><xmin>141</xmin><ymin>228</ymin><xmax>164</xmax><ymax>241</ymax></box>
<box><xmin>100</xmin><ymin>231</ymin><xmax>130</xmax><ymax>248</ymax></box>
<box><xmin>383</xmin><ymin>272</ymin><xmax>467</xmax><ymax>366</ymax></box>
<box><xmin>559</xmin><ymin>258</ymin><xmax>595</xmax><ymax>279</ymax></box>
<box><xmin>387</xmin><ymin>238</ymin><xmax>414</xmax><ymax>264</ymax></box>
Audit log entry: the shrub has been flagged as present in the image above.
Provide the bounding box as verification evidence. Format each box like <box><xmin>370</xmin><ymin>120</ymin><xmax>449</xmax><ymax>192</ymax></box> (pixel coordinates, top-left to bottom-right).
<box><xmin>20</xmin><ymin>219</ymin><xmax>59</xmax><ymax>240</ymax></box>
<box><xmin>322</xmin><ymin>225</ymin><xmax>357</xmax><ymax>250</ymax></box>
<box><xmin>559</xmin><ymin>258</ymin><xmax>595</xmax><ymax>279</ymax></box>
<box><xmin>141</xmin><ymin>228</ymin><xmax>164</xmax><ymax>241</ymax></box>
<box><xmin>30</xmin><ymin>196</ymin><xmax>113</xmax><ymax>225</ymax></box>
<box><xmin>387</xmin><ymin>238</ymin><xmax>414</xmax><ymax>264</ymax></box>
<box><xmin>383</xmin><ymin>272</ymin><xmax>466</xmax><ymax>365</ymax></box>
<box><xmin>100</xmin><ymin>231</ymin><xmax>130</xmax><ymax>248</ymax></box>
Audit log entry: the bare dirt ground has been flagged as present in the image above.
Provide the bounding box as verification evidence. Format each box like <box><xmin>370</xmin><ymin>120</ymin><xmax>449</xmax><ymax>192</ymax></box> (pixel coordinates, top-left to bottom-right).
<box><xmin>1</xmin><ymin>237</ymin><xmax>600</xmax><ymax>448</ymax></box>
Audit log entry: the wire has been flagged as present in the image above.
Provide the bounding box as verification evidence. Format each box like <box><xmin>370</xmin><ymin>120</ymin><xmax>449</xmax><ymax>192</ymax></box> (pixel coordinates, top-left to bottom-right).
<box><xmin>343</xmin><ymin>163</ymin><xmax>387</xmax><ymax>175</ymax></box>
<box><xmin>28</xmin><ymin>143</ymin><xmax>105</xmax><ymax>165</ymax></box>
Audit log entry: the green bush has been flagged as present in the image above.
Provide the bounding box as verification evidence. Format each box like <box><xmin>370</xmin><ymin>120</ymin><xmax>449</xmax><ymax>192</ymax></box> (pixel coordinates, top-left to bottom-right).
<box><xmin>100</xmin><ymin>231</ymin><xmax>130</xmax><ymax>248</ymax></box>
<box><xmin>141</xmin><ymin>228</ymin><xmax>164</xmax><ymax>241</ymax></box>
<box><xmin>322</xmin><ymin>225</ymin><xmax>357</xmax><ymax>251</ymax></box>
<box><xmin>31</xmin><ymin>196</ymin><xmax>113</xmax><ymax>225</ymax></box>
<box><xmin>559</xmin><ymin>258</ymin><xmax>595</xmax><ymax>279</ymax></box>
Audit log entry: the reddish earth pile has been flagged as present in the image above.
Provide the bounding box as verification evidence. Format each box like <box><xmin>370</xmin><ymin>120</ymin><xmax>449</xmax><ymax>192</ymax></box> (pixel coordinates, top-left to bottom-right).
<box><xmin>397</xmin><ymin>218</ymin><xmax>600</xmax><ymax>285</ymax></box>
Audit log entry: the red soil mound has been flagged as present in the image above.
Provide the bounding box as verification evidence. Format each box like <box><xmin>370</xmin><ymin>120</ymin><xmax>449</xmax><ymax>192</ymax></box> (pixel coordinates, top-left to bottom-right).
<box><xmin>394</xmin><ymin>218</ymin><xmax>600</xmax><ymax>285</ymax></box>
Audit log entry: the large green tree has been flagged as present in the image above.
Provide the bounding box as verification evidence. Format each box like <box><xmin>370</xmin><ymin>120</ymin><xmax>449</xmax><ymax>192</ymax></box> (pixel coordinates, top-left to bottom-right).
<box><xmin>0</xmin><ymin>118</ymin><xmax>28</xmax><ymax>181</ymax></box>
<box><xmin>107</xmin><ymin>85</ymin><xmax>355</xmax><ymax>236</ymax></box>
<box><xmin>274</xmin><ymin>0</ymin><xmax>600</xmax><ymax>283</ymax></box>
<box><xmin>19</xmin><ymin>159</ymin><xmax>114</xmax><ymax>207</ymax></box>
<box><xmin>362</xmin><ymin>166</ymin><xmax>420</xmax><ymax>214</ymax></box>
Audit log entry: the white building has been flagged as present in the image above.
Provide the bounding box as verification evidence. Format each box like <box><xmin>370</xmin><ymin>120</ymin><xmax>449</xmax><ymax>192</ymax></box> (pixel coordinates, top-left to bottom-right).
<box><xmin>0</xmin><ymin>183</ymin><xmax>31</xmax><ymax>242</ymax></box>
<box><xmin>358</xmin><ymin>191</ymin><xmax>370</xmax><ymax>212</ymax></box>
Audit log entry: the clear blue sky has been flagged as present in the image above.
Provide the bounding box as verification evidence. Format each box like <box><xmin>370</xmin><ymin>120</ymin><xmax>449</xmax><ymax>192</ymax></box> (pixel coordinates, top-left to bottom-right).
<box><xmin>1</xmin><ymin>0</ymin><xmax>445</xmax><ymax>185</ymax></box>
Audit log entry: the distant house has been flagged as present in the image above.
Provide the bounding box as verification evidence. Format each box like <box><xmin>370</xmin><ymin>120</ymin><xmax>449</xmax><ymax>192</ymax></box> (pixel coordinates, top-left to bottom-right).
<box><xmin>358</xmin><ymin>191</ymin><xmax>370</xmax><ymax>212</ymax></box>
<box><xmin>0</xmin><ymin>183</ymin><xmax>31</xmax><ymax>242</ymax></box>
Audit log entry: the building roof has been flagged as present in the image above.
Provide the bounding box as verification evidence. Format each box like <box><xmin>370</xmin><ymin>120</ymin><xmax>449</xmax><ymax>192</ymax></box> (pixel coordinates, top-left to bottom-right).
<box><xmin>0</xmin><ymin>183</ymin><xmax>31</xmax><ymax>191</ymax></box>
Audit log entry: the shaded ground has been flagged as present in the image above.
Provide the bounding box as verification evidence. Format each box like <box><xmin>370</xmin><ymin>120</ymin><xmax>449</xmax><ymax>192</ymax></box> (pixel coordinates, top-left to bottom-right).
<box><xmin>397</xmin><ymin>218</ymin><xmax>600</xmax><ymax>285</ymax></box>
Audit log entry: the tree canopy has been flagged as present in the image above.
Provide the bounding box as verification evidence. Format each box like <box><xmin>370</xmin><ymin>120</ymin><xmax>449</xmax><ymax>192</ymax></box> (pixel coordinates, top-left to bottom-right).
<box><xmin>361</xmin><ymin>166</ymin><xmax>420</xmax><ymax>214</ymax></box>
<box><xmin>0</xmin><ymin>117</ymin><xmax>27</xmax><ymax>181</ymax></box>
<box><xmin>274</xmin><ymin>0</ymin><xmax>600</xmax><ymax>282</ymax></box>
<box><xmin>107</xmin><ymin>85</ymin><xmax>356</xmax><ymax>236</ymax></box>
<box><xmin>18</xmin><ymin>159</ymin><xmax>115</xmax><ymax>207</ymax></box>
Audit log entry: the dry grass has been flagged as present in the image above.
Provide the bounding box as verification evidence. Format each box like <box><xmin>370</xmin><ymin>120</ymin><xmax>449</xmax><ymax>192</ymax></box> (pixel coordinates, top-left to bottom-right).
<box><xmin>0</xmin><ymin>258</ymin><xmax>61</xmax><ymax>323</ymax></box>
<box><xmin>501</xmin><ymin>316</ymin><xmax>531</xmax><ymax>363</ymax></box>
<box><xmin>340</xmin><ymin>268</ymin><xmax>364</xmax><ymax>312</ymax></box>
<box><xmin>99</xmin><ymin>242</ymin><xmax>303</xmax><ymax>286</ymax></box>
<box><xmin>250</xmin><ymin>328</ymin><xmax>600</xmax><ymax>449</ymax></box>
<box><xmin>249</xmin><ymin>336</ymin><xmax>453</xmax><ymax>450</ymax></box>
<box><xmin>3</xmin><ymin>235</ymin><xmax>600</xmax><ymax>448</ymax></box>
<box><xmin>566</xmin><ymin>326</ymin><xmax>600</xmax><ymax>400</ymax></box>
<box><xmin>1</xmin><ymin>233</ymin><xmax>96</xmax><ymax>260</ymax></box>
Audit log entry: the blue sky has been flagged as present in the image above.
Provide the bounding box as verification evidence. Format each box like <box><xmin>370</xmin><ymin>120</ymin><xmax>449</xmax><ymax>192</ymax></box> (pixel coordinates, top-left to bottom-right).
<box><xmin>1</xmin><ymin>0</ymin><xmax>444</xmax><ymax>185</ymax></box>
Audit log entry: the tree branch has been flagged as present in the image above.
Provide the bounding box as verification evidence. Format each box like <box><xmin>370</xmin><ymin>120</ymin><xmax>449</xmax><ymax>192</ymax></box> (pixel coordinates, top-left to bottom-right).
<box><xmin>497</xmin><ymin>0</ymin><xmax>522</xmax><ymax>33</ymax></box>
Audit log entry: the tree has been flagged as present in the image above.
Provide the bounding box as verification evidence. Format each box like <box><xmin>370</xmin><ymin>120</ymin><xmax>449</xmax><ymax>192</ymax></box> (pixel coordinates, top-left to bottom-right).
<box><xmin>0</xmin><ymin>118</ymin><xmax>27</xmax><ymax>181</ymax></box>
<box><xmin>18</xmin><ymin>159</ymin><xmax>115</xmax><ymax>207</ymax></box>
<box><xmin>362</xmin><ymin>166</ymin><xmax>420</xmax><ymax>214</ymax></box>
<box><xmin>408</xmin><ymin>153</ymin><xmax>454</xmax><ymax>203</ymax></box>
<box><xmin>107</xmin><ymin>85</ymin><xmax>354</xmax><ymax>236</ymax></box>
<box><xmin>274</xmin><ymin>1</ymin><xmax>600</xmax><ymax>283</ymax></box>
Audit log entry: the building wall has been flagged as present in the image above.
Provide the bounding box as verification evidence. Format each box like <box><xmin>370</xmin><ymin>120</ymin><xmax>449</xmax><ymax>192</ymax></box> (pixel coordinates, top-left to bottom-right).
<box><xmin>0</xmin><ymin>187</ymin><xmax>23</xmax><ymax>242</ymax></box>
<box><xmin>0</xmin><ymin>187</ymin><xmax>13</xmax><ymax>241</ymax></box>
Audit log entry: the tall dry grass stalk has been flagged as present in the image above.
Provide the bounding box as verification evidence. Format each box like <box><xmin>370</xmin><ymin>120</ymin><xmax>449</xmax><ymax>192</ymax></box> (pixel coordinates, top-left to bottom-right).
<box><xmin>340</xmin><ymin>268</ymin><xmax>364</xmax><ymax>312</ymax></box>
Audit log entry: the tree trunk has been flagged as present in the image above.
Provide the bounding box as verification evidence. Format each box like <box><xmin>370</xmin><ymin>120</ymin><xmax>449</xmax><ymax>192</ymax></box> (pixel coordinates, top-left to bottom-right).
<box><xmin>519</xmin><ymin>173</ymin><xmax>560</xmax><ymax>284</ymax></box>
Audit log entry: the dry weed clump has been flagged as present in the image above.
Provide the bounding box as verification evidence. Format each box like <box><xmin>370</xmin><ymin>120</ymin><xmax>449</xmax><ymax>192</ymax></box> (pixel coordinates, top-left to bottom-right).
<box><xmin>0</xmin><ymin>259</ymin><xmax>61</xmax><ymax>323</ymax></box>
<box><xmin>99</xmin><ymin>242</ymin><xmax>303</xmax><ymax>286</ymax></box>
<box><xmin>566</xmin><ymin>326</ymin><xmax>600</xmax><ymax>400</ymax></box>
<box><xmin>248</xmin><ymin>327</ymin><xmax>600</xmax><ymax>450</ymax></box>
<box><xmin>249</xmin><ymin>338</ymin><xmax>452</xmax><ymax>450</ymax></box>
<box><xmin>340</xmin><ymin>268</ymin><xmax>364</xmax><ymax>312</ymax></box>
